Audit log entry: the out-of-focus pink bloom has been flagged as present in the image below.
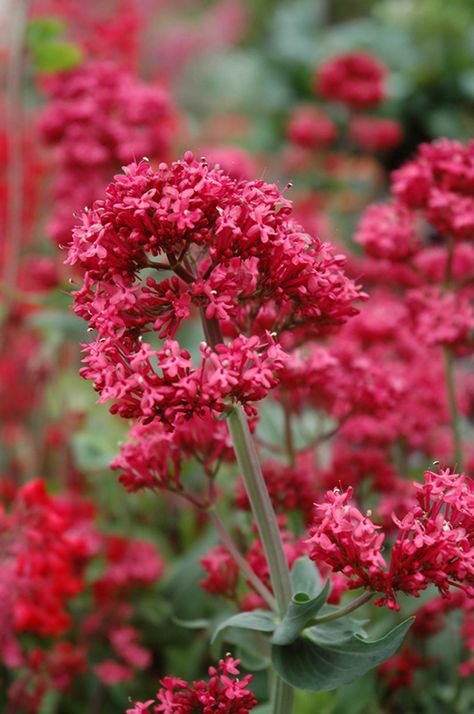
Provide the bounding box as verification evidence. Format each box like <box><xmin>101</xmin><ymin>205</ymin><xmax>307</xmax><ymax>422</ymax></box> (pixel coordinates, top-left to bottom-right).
<box><xmin>198</xmin><ymin>146</ymin><xmax>257</xmax><ymax>181</ymax></box>
<box><xmin>286</xmin><ymin>106</ymin><xmax>337</xmax><ymax>150</ymax></box>
<box><xmin>349</xmin><ymin>116</ymin><xmax>402</xmax><ymax>153</ymax></box>
<box><xmin>315</xmin><ymin>52</ymin><xmax>387</xmax><ymax>109</ymax></box>
<box><xmin>355</xmin><ymin>202</ymin><xmax>421</xmax><ymax>261</ymax></box>
<box><xmin>40</xmin><ymin>60</ymin><xmax>177</xmax><ymax>245</ymax></box>
<box><xmin>392</xmin><ymin>139</ymin><xmax>474</xmax><ymax>241</ymax></box>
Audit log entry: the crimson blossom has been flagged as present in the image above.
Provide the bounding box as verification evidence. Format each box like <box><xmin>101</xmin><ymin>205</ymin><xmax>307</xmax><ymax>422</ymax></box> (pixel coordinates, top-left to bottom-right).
<box><xmin>67</xmin><ymin>152</ymin><xmax>361</xmax><ymax>433</ymax></box>
<box><xmin>126</xmin><ymin>656</ymin><xmax>257</xmax><ymax>713</ymax></box>
<box><xmin>315</xmin><ymin>52</ymin><xmax>387</xmax><ymax>110</ymax></box>
<box><xmin>286</xmin><ymin>106</ymin><xmax>337</xmax><ymax>150</ymax></box>
<box><xmin>308</xmin><ymin>469</ymin><xmax>474</xmax><ymax>610</ymax></box>
<box><xmin>40</xmin><ymin>60</ymin><xmax>177</xmax><ymax>245</ymax></box>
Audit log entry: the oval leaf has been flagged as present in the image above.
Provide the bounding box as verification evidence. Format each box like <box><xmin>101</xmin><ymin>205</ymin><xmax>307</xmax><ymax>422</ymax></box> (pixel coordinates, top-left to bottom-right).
<box><xmin>212</xmin><ymin>609</ymin><xmax>277</xmax><ymax>643</ymax></box>
<box><xmin>272</xmin><ymin>580</ymin><xmax>331</xmax><ymax>646</ymax></box>
<box><xmin>271</xmin><ymin>617</ymin><xmax>414</xmax><ymax>692</ymax></box>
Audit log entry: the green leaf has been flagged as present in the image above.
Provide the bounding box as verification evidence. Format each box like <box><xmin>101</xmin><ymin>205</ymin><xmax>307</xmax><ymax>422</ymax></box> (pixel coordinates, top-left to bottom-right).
<box><xmin>290</xmin><ymin>556</ymin><xmax>323</xmax><ymax>598</ymax></box>
<box><xmin>271</xmin><ymin>617</ymin><xmax>414</xmax><ymax>692</ymax></box>
<box><xmin>212</xmin><ymin>610</ymin><xmax>277</xmax><ymax>643</ymax></box>
<box><xmin>27</xmin><ymin>17</ymin><xmax>64</xmax><ymax>47</ymax></box>
<box><xmin>307</xmin><ymin>614</ymin><xmax>368</xmax><ymax>645</ymax></box>
<box><xmin>34</xmin><ymin>41</ymin><xmax>83</xmax><ymax>73</ymax></box>
<box><xmin>272</xmin><ymin>580</ymin><xmax>330</xmax><ymax>646</ymax></box>
<box><xmin>210</xmin><ymin>624</ymin><xmax>270</xmax><ymax>671</ymax></box>
<box><xmin>26</xmin><ymin>16</ymin><xmax>82</xmax><ymax>74</ymax></box>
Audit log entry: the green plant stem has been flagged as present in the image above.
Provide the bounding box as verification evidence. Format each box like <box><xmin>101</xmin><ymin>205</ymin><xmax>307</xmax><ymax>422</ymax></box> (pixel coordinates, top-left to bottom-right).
<box><xmin>307</xmin><ymin>590</ymin><xmax>374</xmax><ymax>627</ymax></box>
<box><xmin>272</xmin><ymin>673</ymin><xmax>294</xmax><ymax>714</ymax></box>
<box><xmin>443</xmin><ymin>346</ymin><xmax>463</xmax><ymax>470</ymax></box>
<box><xmin>226</xmin><ymin>404</ymin><xmax>294</xmax><ymax>714</ymax></box>
<box><xmin>227</xmin><ymin>404</ymin><xmax>292</xmax><ymax>611</ymax></box>
<box><xmin>198</xmin><ymin>311</ymin><xmax>294</xmax><ymax>712</ymax></box>
<box><xmin>208</xmin><ymin>509</ymin><xmax>278</xmax><ymax>613</ymax></box>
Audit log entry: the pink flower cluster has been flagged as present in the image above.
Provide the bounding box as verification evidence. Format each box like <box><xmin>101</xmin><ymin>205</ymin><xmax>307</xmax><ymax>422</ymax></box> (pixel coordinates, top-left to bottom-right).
<box><xmin>112</xmin><ymin>413</ymin><xmax>234</xmax><ymax>496</ymax></box>
<box><xmin>308</xmin><ymin>469</ymin><xmax>474</xmax><ymax>610</ymax></box>
<box><xmin>81</xmin><ymin>333</ymin><xmax>286</xmax><ymax>426</ymax></box>
<box><xmin>349</xmin><ymin>116</ymin><xmax>403</xmax><ymax>153</ymax></box>
<box><xmin>357</xmin><ymin>139</ymin><xmax>474</xmax><ymax>257</ymax></box>
<box><xmin>0</xmin><ymin>479</ymin><xmax>165</xmax><ymax>711</ymax></box>
<box><xmin>126</xmin><ymin>656</ymin><xmax>257</xmax><ymax>713</ymax></box>
<box><xmin>40</xmin><ymin>60</ymin><xmax>177</xmax><ymax>245</ymax></box>
<box><xmin>68</xmin><ymin>152</ymin><xmax>361</xmax><ymax>430</ymax></box>
<box><xmin>392</xmin><ymin>139</ymin><xmax>474</xmax><ymax>241</ymax></box>
<box><xmin>200</xmin><ymin>526</ymin><xmax>308</xmax><ymax>610</ymax></box>
<box><xmin>354</xmin><ymin>139</ymin><xmax>474</xmax><ymax>353</ymax></box>
<box><xmin>315</xmin><ymin>52</ymin><xmax>387</xmax><ymax>110</ymax></box>
<box><xmin>286</xmin><ymin>106</ymin><xmax>337</xmax><ymax>150</ymax></box>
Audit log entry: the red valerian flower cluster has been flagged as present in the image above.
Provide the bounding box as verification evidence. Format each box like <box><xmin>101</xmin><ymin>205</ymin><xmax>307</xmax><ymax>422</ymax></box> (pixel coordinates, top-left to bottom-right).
<box><xmin>315</xmin><ymin>52</ymin><xmax>387</xmax><ymax>110</ymax></box>
<box><xmin>112</xmin><ymin>413</ymin><xmax>234</xmax><ymax>496</ymax></box>
<box><xmin>286</xmin><ymin>106</ymin><xmax>337</xmax><ymax>150</ymax></box>
<box><xmin>126</xmin><ymin>656</ymin><xmax>257</xmax><ymax>713</ymax></box>
<box><xmin>348</xmin><ymin>116</ymin><xmax>403</xmax><ymax>153</ymax></box>
<box><xmin>392</xmin><ymin>139</ymin><xmax>474</xmax><ymax>241</ymax></box>
<box><xmin>355</xmin><ymin>202</ymin><xmax>421</xmax><ymax>262</ymax></box>
<box><xmin>357</xmin><ymin>139</ymin><xmax>474</xmax><ymax>255</ymax></box>
<box><xmin>40</xmin><ymin>60</ymin><xmax>177</xmax><ymax>245</ymax></box>
<box><xmin>68</xmin><ymin>152</ymin><xmax>361</xmax><ymax>430</ymax></box>
<box><xmin>355</xmin><ymin>142</ymin><xmax>474</xmax><ymax>332</ymax></box>
<box><xmin>0</xmin><ymin>480</ymin><xmax>91</xmax><ymax>642</ymax></box>
<box><xmin>307</xmin><ymin>469</ymin><xmax>474</xmax><ymax>610</ymax></box>
<box><xmin>0</xmin><ymin>479</ymin><xmax>165</xmax><ymax>711</ymax></box>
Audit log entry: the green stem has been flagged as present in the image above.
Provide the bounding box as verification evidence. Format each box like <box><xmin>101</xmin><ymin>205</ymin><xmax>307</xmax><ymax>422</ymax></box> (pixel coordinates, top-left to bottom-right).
<box><xmin>272</xmin><ymin>673</ymin><xmax>294</xmax><ymax>714</ymax></box>
<box><xmin>197</xmin><ymin>309</ymin><xmax>294</xmax><ymax>712</ymax></box>
<box><xmin>443</xmin><ymin>346</ymin><xmax>463</xmax><ymax>470</ymax></box>
<box><xmin>227</xmin><ymin>404</ymin><xmax>294</xmax><ymax>714</ymax></box>
<box><xmin>227</xmin><ymin>404</ymin><xmax>292</xmax><ymax>611</ymax></box>
<box><xmin>208</xmin><ymin>509</ymin><xmax>278</xmax><ymax>613</ymax></box>
<box><xmin>307</xmin><ymin>590</ymin><xmax>374</xmax><ymax>627</ymax></box>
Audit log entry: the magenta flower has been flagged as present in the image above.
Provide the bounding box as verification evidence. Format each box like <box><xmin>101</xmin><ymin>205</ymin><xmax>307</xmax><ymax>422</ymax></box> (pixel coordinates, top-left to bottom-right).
<box><xmin>68</xmin><ymin>152</ymin><xmax>361</xmax><ymax>431</ymax></box>
<box><xmin>308</xmin><ymin>469</ymin><xmax>474</xmax><ymax>610</ymax></box>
